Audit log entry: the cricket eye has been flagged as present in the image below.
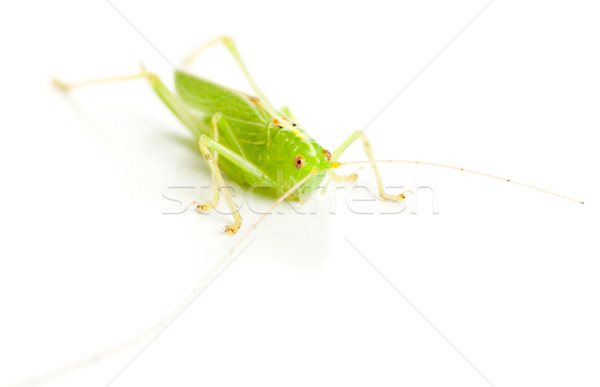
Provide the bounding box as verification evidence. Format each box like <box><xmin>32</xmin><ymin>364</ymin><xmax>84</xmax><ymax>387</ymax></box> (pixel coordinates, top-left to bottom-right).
<box><xmin>322</xmin><ymin>149</ymin><xmax>332</xmax><ymax>161</ymax></box>
<box><xmin>294</xmin><ymin>155</ymin><xmax>305</xmax><ymax>169</ymax></box>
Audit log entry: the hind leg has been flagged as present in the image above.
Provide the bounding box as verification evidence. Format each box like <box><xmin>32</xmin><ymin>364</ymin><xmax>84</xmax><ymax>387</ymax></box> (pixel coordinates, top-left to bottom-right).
<box><xmin>182</xmin><ymin>36</ymin><xmax>272</xmax><ymax>109</ymax></box>
<box><xmin>53</xmin><ymin>64</ymin><xmax>206</xmax><ymax>136</ymax></box>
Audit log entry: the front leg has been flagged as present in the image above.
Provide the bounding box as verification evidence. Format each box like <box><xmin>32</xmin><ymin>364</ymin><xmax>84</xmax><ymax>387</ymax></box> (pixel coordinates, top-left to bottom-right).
<box><xmin>332</xmin><ymin>130</ymin><xmax>411</xmax><ymax>201</ymax></box>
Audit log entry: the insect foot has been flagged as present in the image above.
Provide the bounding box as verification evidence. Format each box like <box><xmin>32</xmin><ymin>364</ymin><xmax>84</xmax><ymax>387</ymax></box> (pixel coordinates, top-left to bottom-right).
<box><xmin>332</xmin><ymin>172</ymin><xmax>358</xmax><ymax>183</ymax></box>
<box><xmin>191</xmin><ymin>201</ymin><xmax>213</xmax><ymax>213</ymax></box>
<box><xmin>380</xmin><ymin>190</ymin><xmax>413</xmax><ymax>202</ymax></box>
<box><xmin>223</xmin><ymin>223</ymin><xmax>241</xmax><ymax>235</ymax></box>
<box><xmin>52</xmin><ymin>79</ymin><xmax>70</xmax><ymax>92</ymax></box>
<box><xmin>223</xmin><ymin>220</ymin><xmax>242</xmax><ymax>235</ymax></box>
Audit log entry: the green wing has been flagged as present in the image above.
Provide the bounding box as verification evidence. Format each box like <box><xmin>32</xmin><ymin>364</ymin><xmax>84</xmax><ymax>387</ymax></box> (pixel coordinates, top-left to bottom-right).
<box><xmin>174</xmin><ymin>71</ymin><xmax>270</xmax><ymax>124</ymax></box>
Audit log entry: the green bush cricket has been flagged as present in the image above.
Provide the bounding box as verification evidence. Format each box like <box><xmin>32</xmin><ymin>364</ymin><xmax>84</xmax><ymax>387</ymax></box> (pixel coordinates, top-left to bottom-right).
<box><xmin>28</xmin><ymin>35</ymin><xmax>585</xmax><ymax>387</ymax></box>
<box><xmin>53</xmin><ymin>35</ymin><xmax>583</xmax><ymax>235</ymax></box>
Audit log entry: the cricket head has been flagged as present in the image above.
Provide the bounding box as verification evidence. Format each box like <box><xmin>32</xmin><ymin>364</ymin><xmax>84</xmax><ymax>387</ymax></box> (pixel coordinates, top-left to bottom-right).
<box><xmin>268</xmin><ymin>119</ymin><xmax>332</xmax><ymax>199</ymax></box>
<box><xmin>286</xmin><ymin>139</ymin><xmax>332</xmax><ymax>198</ymax></box>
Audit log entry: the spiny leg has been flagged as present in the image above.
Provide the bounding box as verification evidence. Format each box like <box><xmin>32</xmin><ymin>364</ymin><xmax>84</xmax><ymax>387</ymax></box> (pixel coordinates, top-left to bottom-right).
<box><xmin>53</xmin><ymin>64</ymin><xmax>205</xmax><ymax>136</ymax></box>
<box><xmin>360</xmin><ymin>133</ymin><xmax>412</xmax><ymax>201</ymax></box>
<box><xmin>196</xmin><ymin>134</ymin><xmax>242</xmax><ymax>235</ymax></box>
<box><xmin>182</xmin><ymin>35</ymin><xmax>273</xmax><ymax>109</ymax></box>
<box><xmin>193</xmin><ymin>125</ymin><xmax>275</xmax><ymax>234</ymax></box>
<box><xmin>192</xmin><ymin>114</ymin><xmax>223</xmax><ymax>213</ymax></box>
<box><xmin>332</xmin><ymin>130</ymin><xmax>411</xmax><ymax>201</ymax></box>
<box><xmin>52</xmin><ymin>67</ymin><xmax>150</xmax><ymax>91</ymax></box>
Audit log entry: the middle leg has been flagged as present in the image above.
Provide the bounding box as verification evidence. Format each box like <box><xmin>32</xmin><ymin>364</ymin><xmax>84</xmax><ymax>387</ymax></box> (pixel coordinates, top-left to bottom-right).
<box><xmin>192</xmin><ymin>114</ymin><xmax>275</xmax><ymax>234</ymax></box>
<box><xmin>195</xmin><ymin>132</ymin><xmax>243</xmax><ymax>235</ymax></box>
<box><xmin>192</xmin><ymin>113</ymin><xmax>223</xmax><ymax>213</ymax></box>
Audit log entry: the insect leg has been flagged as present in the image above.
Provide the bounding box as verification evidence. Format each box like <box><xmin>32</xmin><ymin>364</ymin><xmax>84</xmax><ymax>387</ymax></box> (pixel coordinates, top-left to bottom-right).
<box><xmin>193</xmin><ymin>114</ymin><xmax>223</xmax><ymax>213</ymax></box>
<box><xmin>53</xmin><ymin>65</ymin><xmax>206</xmax><ymax>137</ymax></box>
<box><xmin>329</xmin><ymin>131</ymin><xmax>366</xmax><ymax>182</ymax></box>
<box><xmin>196</xmin><ymin>135</ymin><xmax>243</xmax><ymax>235</ymax></box>
<box><xmin>191</xmin><ymin>111</ymin><xmax>260</xmax><ymax>213</ymax></box>
<box><xmin>52</xmin><ymin>70</ymin><xmax>148</xmax><ymax>91</ymax></box>
<box><xmin>330</xmin><ymin>169</ymin><xmax>360</xmax><ymax>182</ymax></box>
<box><xmin>182</xmin><ymin>36</ymin><xmax>272</xmax><ymax>108</ymax></box>
<box><xmin>194</xmin><ymin>117</ymin><xmax>275</xmax><ymax>234</ymax></box>
<box><xmin>332</xmin><ymin>130</ymin><xmax>411</xmax><ymax>201</ymax></box>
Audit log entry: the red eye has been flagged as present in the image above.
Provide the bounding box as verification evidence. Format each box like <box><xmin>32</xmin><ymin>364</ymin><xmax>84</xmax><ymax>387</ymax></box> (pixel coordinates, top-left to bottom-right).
<box><xmin>322</xmin><ymin>149</ymin><xmax>331</xmax><ymax>161</ymax></box>
<box><xmin>294</xmin><ymin>155</ymin><xmax>305</xmax><ymax>169</ymax></box>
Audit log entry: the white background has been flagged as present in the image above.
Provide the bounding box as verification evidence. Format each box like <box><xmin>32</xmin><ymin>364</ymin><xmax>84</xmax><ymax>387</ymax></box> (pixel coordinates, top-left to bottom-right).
<box><xmin>0</xmin><ymin>1</ymin><xmax>598</xmax><ymax>386</ymax></box>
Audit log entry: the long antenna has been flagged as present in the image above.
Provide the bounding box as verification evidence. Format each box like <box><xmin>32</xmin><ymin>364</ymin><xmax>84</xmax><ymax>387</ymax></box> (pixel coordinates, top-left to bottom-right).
<box><xmin>5</xmin><ymin>168</ymin><xmax>319</xmax><ymax>387</ymax></box>
<box><xmin>225</xmin><ymin>167</ymin><xmax>319</xmax><ymax>258</ymax></box>
<box><xmin>333</xmin><ymin>160</ymin><xmax>584</xmax><ymax>205</ymax></box>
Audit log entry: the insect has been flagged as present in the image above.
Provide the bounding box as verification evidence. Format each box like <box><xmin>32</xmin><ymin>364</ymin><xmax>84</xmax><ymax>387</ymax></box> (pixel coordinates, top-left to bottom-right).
<box><xmin>53</xmin><ymin>36</ymin><xmax>582</xmax><ymax>236</ymax></box>
<box><xmin>28</xmin><ymin>35</ymin><xmax>583</xmax><ymax>387</ymax></box>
